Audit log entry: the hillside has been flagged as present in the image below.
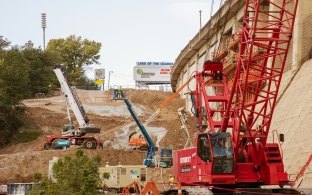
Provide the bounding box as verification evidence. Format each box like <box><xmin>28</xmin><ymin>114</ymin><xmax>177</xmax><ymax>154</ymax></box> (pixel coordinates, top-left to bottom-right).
<box><xmin>0</xmin><ymin>89</ymin><xmax>192</xmax><ymax>184</ymax></box>
<box><xmin>0</xmin><ymin>63</ymin><xmax>311</xmax><ymax>189</ymax></box>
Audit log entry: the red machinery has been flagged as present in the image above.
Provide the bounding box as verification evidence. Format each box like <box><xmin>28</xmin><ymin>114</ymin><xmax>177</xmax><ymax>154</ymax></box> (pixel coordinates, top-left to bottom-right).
<box><xmin>173</xmin><ymin>0</ymin><xmax>298</xmax><ymax>187</ymax></box>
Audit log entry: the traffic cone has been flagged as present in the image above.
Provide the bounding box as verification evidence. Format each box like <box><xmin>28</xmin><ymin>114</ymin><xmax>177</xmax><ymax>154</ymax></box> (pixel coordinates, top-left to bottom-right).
<box><xmin>177</xmin><ymin>183</ymin><xmax>182</xmax><ymax>195</ymax></box>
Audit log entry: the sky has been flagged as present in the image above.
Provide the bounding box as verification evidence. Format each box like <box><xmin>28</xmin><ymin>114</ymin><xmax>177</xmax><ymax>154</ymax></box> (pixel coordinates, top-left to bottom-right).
<box><xmin>1</xmin><ymin>0</ymin><xmax>222</xmax><ymax>87</ymax></box>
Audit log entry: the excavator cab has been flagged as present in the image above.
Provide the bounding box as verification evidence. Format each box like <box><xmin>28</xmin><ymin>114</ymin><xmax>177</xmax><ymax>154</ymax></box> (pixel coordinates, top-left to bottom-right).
<box><xmin>197</xmin><ymin>132</ymin><xmax>234</xmax><ymax>174</ymax></box>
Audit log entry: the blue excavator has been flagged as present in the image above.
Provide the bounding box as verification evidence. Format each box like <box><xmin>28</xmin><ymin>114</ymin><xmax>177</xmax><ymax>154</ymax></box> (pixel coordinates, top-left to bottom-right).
<box><xmin>113</xmin><ymin>89</ymin><xmax>172</xmax><ymax>168</ymax></box>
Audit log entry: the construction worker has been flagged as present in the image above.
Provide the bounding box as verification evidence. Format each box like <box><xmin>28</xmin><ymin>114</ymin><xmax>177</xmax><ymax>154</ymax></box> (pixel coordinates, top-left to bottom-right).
<box><xmin>113</xmin><ymin>85</ymin><xmax>118</xmax><ymax>98</ymax></box>
<box><xmin>168</xmin><ymin>175</ymin><xmax>175</xmax><ymax>190</ymax></box>
<box><xmin>105</xmin><ymin>161</ymin><xmax>109</xmax><ymax>167</ymax></box>
<box><xmin>117</xmin><ymin>85</ymin><xmax>123</xmax><ymax>98</ymax></box>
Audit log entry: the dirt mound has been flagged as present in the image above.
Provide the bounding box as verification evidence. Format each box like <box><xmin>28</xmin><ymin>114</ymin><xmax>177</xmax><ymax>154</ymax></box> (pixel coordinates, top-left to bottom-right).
<box><xmin>128</xmin><ymin>90</ymin><xmax>184</xmax><ymax>112</ymax></box>
<box><xmin>125</xmin><ymin>89</ymin><xmax>196</xmax><ymax>149</ymax></box>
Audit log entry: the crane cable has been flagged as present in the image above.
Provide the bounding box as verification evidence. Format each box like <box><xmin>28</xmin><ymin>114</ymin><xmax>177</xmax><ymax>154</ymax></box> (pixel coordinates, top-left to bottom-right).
<box><xmin>145</xmin><ymin>76</ymin><xmax>194</xmax><ymax>125</ymax></box>
<box><xmin>132</xmin><ymin>76</ymin><xmax>194</xmax><ymax>135</ymax></box>
<box><xmin>201</xmin><ymin>0</ymin><xmax>232</xmax><ymax>63</ymax></box>
<box><xmin>129</xmin><ymin>76</ymin><xmax>194</xmax><ymax>137</ymax></box>
<box><xmin>139</xmin><ymin>0</ymin><xmax>229</xmax><ymax>129</ymax></box>
<box><xmin>212</xmin><ymin>0</ymin><xmax>233</xmax><ymax>62</ymax></box>
<box><xmin>202</xmin><ymin>0</ymin><xmax>223</xmax><ymax>62</ymax></box>
<box><xmin>132</xmin><ymin>1</ymin><xmax>228</xmax><ymax>136</ymax></box>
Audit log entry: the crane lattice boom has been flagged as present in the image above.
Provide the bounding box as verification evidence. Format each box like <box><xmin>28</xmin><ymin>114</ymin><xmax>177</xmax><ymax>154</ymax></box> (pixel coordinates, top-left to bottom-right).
<box><xmin>173</xmin><ymin>0</ymin><xmax>299</xmax><ymax>187</ymax></box>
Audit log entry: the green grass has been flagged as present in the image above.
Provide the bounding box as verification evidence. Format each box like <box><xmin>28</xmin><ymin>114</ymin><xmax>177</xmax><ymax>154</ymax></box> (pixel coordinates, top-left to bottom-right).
<box><xmin>13</xmin><ymin>119</ymin><xmax>42</xmax><ymax>144</ymax></box>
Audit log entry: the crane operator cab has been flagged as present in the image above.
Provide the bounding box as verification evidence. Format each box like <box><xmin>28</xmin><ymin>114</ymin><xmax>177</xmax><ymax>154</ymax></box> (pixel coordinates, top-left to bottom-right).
<box><xmin>62</xmin><ymin>124</ymin><xmax>81</xmax><ymax>136</ymax></box>
<box><xmin>197</xmin><ymin>132</ymin><xmax>234</xmax><ymax>174</ymax></box>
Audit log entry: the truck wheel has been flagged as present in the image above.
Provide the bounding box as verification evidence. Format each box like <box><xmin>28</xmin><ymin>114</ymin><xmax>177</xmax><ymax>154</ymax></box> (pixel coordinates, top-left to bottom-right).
<box><xmin>83</xmin><ymin>140</ymin><xmax>97</xmax><ymax>149</ymax></box>
<box><xmin>98</xmin><ymin>142</ymin><xmax>103</xmax><ymax>149</ymax></box>
<box><xmin>44</xmin><ymin>143</ymin><xmax>51</xmax><ymax>150</ymax></box>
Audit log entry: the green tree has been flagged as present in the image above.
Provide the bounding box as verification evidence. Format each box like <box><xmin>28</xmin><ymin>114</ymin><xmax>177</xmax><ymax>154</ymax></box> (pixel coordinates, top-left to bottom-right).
<box><xmin>46</xmin><ymin>35</ymin><xmax>101</xmax><ymax>87</ymax></box>
<box><xmin>28</xmin><ymin>150</ymin><xmax>102</xmax><ymax>195</ymax></box>
<box><xmin>27</xmin><ymin>177</ymin><xmax>58</xmax><ymax>195</ymax></box>
<box><xmin>0</xmin><ymin>36</ymin><xmax>100</xmax><ymax>147</ymax></box>
<box><xmin>32</xmin><ymin>172</ymin><xmax>42</xmax><ymax>183</ymax></box>
<box><xmin>0</xmin><ymin>45</ymin><xmax>29</xmax><ymax>146</ymax></box>
<box><xmin>0</xmin><ymin>38</ymin><xmax>58</xmax><ymax>146</ymax></box>
<box><xmin>0</xmin><ymin>47</ymin><xmax>30</xmax><ymax>102</ymax></box>
<box><xmin>0</xmin><ymin>36</ymin><xmax>10</xmax><ymax>50</ymax></box>
<box><xmin>21</xmin><ymin>41</ymin><xmax>57</xmax><ymax>95</ymax></box>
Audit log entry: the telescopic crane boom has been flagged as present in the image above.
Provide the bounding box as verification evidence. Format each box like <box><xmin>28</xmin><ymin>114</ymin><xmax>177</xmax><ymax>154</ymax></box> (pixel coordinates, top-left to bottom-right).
<box><xmin>43</xmin><ymin>66</ymin><xmax>100</xmax><ymax>150</ymax></box>
<box><xmin>53</xmin><ymin>67</ymin><xmax>100</xmax><ymax>136</ymax></box>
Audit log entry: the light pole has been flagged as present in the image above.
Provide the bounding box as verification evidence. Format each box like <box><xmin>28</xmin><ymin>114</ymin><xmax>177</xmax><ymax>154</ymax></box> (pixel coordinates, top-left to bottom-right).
<box><xmin>41</xmin><ymin>13</ymin><xmax>47</xmax><ymax>51</ymax></box>
<box><xmin>210</xmin><ymin>0</ymin><xmax>214</xmax><ymax>19</ymax></box>
<box><xmin>107</xmin><ymin>71</ymin><xmax>114</xmax><ymax>90</ymax></box>
<box><xmin>199</xmin><ymin>10</ymin><xmax>202</xmax><ymax>38</ymax></box>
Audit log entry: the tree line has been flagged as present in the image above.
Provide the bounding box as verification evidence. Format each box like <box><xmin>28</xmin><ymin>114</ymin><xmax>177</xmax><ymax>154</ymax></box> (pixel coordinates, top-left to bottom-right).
<box><xmin>0</xmin><ymin>35</ymin><xmax>102</xmax><ymax>146</ymax></box>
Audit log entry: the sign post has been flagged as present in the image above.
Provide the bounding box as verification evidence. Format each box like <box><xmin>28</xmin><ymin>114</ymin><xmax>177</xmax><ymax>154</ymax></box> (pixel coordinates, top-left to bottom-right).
<box><xmin>95</xmin><ymin>68</ymin><xmax>105</xmax><ymax>90</ymax></box>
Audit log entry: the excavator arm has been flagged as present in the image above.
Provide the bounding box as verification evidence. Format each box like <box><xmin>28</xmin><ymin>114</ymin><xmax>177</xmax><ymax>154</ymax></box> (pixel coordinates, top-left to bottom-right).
<box><xmin>114</xmin><ymin>91</ymin><xmax>156</xmax><ymax>167</ymax></box>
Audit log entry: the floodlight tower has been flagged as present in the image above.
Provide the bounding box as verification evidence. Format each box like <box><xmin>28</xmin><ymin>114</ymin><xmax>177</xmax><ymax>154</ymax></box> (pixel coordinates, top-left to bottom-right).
<box><xmin>41</xmin><ymin>13</ymin><xmax>47</xmax><ymax>51</ymax></box>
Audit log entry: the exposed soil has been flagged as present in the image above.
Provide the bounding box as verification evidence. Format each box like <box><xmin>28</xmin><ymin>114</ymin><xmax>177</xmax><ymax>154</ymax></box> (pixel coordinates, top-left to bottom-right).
<box><xmin>0</xmin><ymin>89</ymin><xmax>194</xmax><ymax>184</ymax></box>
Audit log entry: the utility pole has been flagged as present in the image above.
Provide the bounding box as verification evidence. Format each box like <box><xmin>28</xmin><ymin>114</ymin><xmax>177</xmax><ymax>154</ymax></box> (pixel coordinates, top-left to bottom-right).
<box><xmin>107</xmin><ymin>71</ymin><xmax>114</xmax><ymax>90</ymax></box>
<box><xmin>41</xmin><ymin>13</ymin><xmax>47</xmax><ymax>51</ymax></box>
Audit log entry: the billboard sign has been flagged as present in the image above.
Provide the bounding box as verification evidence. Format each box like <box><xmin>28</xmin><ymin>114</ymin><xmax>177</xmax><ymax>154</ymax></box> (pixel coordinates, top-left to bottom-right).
<box><xmin>133</xmin><ymin>63</ymin><xmax>172</xmax><ymax>83</ymax></box>
<box><xmin>136</xmin><ymin>61</ymin><xmax>173</xmax><ymax>66</ymax></box>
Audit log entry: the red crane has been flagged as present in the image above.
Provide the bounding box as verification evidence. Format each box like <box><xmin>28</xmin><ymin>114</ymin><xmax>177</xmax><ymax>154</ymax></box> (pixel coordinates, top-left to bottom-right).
<box><xmin>173</xmin><ymin>0</ymin><xmax>298</xmax><ymax>188</ymax></box>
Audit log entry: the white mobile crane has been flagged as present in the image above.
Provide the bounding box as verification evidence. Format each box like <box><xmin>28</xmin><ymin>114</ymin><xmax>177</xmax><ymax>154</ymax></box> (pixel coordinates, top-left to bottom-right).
<box><xmin>44</xmin><ymin>66</ymin><xmax>101</xmax><ymax>150</ymax></box>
